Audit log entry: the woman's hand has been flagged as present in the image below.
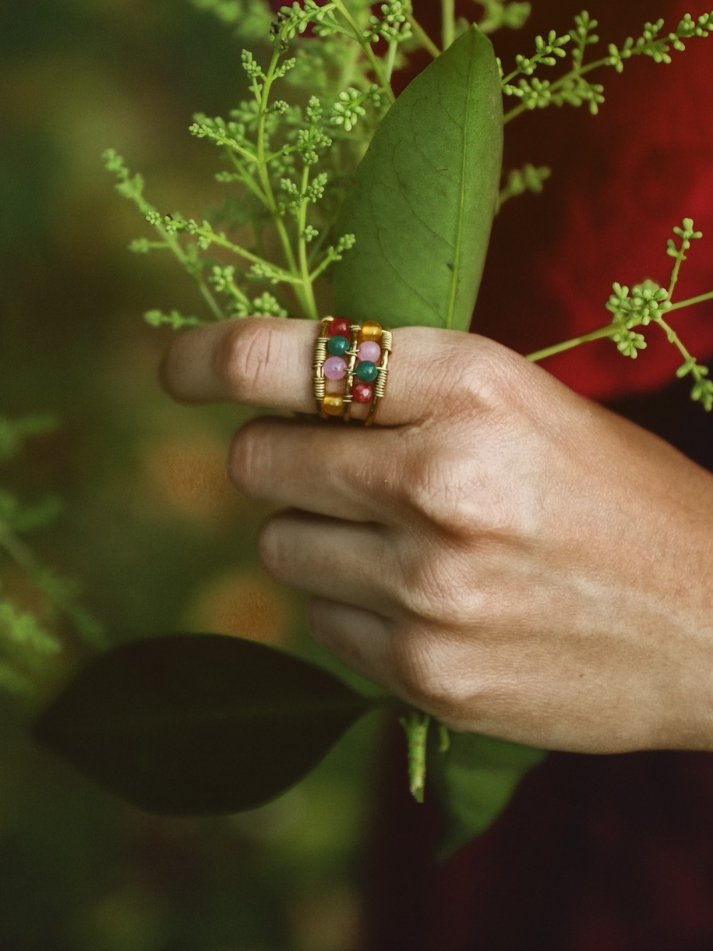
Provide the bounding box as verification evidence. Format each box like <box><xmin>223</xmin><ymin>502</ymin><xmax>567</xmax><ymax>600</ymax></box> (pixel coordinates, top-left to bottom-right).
<box><xmin>160</xmin><ymin>316</ymin><xmax>713</xmax><ymax>754</ymax></box>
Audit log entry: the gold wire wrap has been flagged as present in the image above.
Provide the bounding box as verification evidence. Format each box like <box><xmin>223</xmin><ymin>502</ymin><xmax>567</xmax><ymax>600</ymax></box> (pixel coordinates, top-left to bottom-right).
<box><xmin>313</xmin><ymin>315</ymin><xmax>333</xmax><ymax>416</ymax></box>
<box><xmin>341</xmin><ymin>323</ymin><xmax>361</xmax><ymax>423</ymax></box>
<box><xmin>365</xmin><ymin>328</ymin><xmax>392</xmax><ymax>427</ymax></box>
<box><xmin>312</xmin><ymin>316</ymin><xmax>392</xmax><ymax>425</ymax></box>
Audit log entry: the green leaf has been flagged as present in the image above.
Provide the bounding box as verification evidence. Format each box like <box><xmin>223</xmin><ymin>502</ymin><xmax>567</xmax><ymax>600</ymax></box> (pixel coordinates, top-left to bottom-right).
<box><xmin>433</xmin><ymin>732</ymin><xmax>546</xmax><ymax>858</ymax></box>
<box><xmin>32</xmin><ymin>633</ymin><xmax>380</xmax><ymax>816</ymax></box>
<box><xmin>333</xmin><ymin>24</ymin><xmax>503</xmax><ymax>332</ymax></box>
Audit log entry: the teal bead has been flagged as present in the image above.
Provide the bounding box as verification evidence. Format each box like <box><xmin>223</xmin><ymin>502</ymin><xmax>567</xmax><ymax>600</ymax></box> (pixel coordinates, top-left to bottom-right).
<box><xmin>355</xmin><ymin>360</ymin><xmax>378</xmax><ymax>383</ymax></box>
<box><xmin>327</xmin><ymin>334</ymin><xmax>350</xmax><ymax>357</ymax></box>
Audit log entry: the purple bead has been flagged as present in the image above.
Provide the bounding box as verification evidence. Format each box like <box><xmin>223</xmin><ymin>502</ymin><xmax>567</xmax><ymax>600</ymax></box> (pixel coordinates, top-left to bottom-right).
<box><xmin>358</xmin><ymin>340</ymin><xmax>381</xmax><ymax>363</ymax></box>
<box><xmin>324</xmin><ymin>356</ymin><xmax>347</xmax><ymax>380</ymax></box>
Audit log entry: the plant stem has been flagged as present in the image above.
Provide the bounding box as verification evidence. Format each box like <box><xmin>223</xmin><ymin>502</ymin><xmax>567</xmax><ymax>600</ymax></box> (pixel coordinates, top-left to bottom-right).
<box><xmin>504</xmin><ymin>55</ymin><xmax>609</xmax><ymax>124</ymax></box>
<box><xmin>442</xmin><ymin>0</ymin><xmax>455</xmax><ymax>50</ymax></box>
<box><xmin>526</xmin><ymin>323</ymin><xmax>616</xmax><ymax>362</ymax></box>
<box><xmin>297</xmin><ymin>163</ymin><xmax>318</xmax><ymax>320</ymax></box>
<box><xmin>332</xmin><ymin>0</ymin><xmax>396</xmax><ymax>104</ymax></box>
<box><xmin>654</xmin><ymin>314</ymin><xmax>695</xmax><ymax>357</ymax></box>
<box><xmin>255</xmin><ymin>44</ymin><xmax>313</xmax><ymax>316</ymax></box>
<box><xmin>119</xmin><ymin>176</ymin><xmax>225</xmax><ymax>320</ymax></box>
<box><xmin>668</xmin><ymin>290</ymin><xmax>713</xmax><ymax>312</ymax></box>
<box><xmin>527</xmin><ymin>290</ymin><xmax>713</xmax><ymax>363</ymax></box>
<box><xmin>667</xmin><ymin>242</ymin><xmax>688</xmax><ymax>301</ymax></box>
<box><xmin>409</xmin><ymin>14</ymin><xmax>441</xmax><ymax>58</ymax></box>
<box><xmin>197</xmin><ymin>227</ymin><xmax>300</xmax><ymax>283</ymax></box>
<box><xmin>400</xmin><ymin>710</ymin><xmax>430</xmax><ymax>803</ymax></box>
<box><xmin>385</xmin><ymin>39</ymin><xmax>398</xmax><ymax>82</ymax></box>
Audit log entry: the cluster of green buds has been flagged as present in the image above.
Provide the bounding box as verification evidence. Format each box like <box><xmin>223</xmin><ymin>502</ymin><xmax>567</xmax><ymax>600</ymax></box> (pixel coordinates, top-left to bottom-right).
<box><xmin>364</xmin><ymin>0</ymin><xmax>413</xmax><ymax>42</ymax></box>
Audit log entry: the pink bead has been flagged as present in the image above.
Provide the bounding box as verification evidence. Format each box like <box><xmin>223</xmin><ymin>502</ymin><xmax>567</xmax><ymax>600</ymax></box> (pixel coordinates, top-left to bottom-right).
<box><xmin>324</xmin><ymin>356</ymin><xmax>347</xmax><ymax>380</ymax></box>
<box><xmin>352</xmin><ymin>381</ymin><xmax>374</xmax><ymax>403</ymax></box>
<box><xmin>358</xmin><ymin>340</ymin><xmax>381</xmax><ymax>363</ymax></box>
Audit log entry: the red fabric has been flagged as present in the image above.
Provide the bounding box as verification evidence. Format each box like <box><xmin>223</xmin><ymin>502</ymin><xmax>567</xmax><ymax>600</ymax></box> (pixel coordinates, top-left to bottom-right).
<box><xmin>469</xmin><ymin>0</ymin><xmax>713</xmax><ymax>401</ymax></box>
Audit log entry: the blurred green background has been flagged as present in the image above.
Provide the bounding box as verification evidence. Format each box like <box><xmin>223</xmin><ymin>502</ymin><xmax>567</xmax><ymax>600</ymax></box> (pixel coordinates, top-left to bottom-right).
<box><xmin>0</xmin><ymin>2</ymin><xmax>381</xmax><ymax>948</ymax></box>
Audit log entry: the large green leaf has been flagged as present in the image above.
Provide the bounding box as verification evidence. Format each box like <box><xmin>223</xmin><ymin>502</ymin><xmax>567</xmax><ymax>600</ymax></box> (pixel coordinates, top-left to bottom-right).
<box><xmin>33</xmin><ymin>633</ymin><xmax>380</xmax><ymax>816</ymax></box>
<box><xmin>333</xmin><ymin>24</ymin><xmax>503</xmax><ymax>331</ymax></box>
<box><xmin>433</xmin><ymin>733</ymin><xmax>546</xmax><ymax>858</ymax></box>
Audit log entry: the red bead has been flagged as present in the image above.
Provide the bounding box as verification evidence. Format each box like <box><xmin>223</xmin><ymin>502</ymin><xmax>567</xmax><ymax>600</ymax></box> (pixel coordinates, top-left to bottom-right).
<box><xmin>329</xmin><ymin>318</ymin><xmax>351</xmax><ymax>337</ymax></box>
<box><xmin>352</xmin><ymin>381</ymin><xmax>374</xmax><ymax>403</ymax></box>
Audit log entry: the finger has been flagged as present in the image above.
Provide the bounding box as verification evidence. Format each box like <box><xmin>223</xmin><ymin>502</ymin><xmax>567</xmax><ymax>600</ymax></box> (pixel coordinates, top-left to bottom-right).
<box><xmin>308</xmin><ymin>597</ymin><xmax>394</xmax><ymax>689</ymax></box>
<box><xmin>160</xmin><ymin>315</ymin><xmax>464</xmax><ymax>427</ymax></box>
<box><xmin>258</xmin><ymin>509</ymin><xmax>398</xmax><ymax>618</ymax></box>
<box><xmin>229</xmin><ymin>415</ymin><xmax>406</xmax><ymax>525</ymax></box>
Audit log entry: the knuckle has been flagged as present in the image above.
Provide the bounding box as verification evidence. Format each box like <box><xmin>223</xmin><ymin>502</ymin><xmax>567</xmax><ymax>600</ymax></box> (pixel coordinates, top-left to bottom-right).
<box><xmin>394</xmin><ymin>545</ymin><xmax>472</xmax><ymax>626</ymax></box>
<box><xmin>257</xmin><ymin>515</ymin><xmax>285</xmax><ymax>577</ymax></box>
<box><xmin>390</xmin><ymin>627</ymin><xmax>480</xmax><ymax>720</ymax></box>
<box><xmin>400</xmin><ymin>445</ymin><xmax>485</xmax><ymax>539</ymax></box>
<box><xmin>227</xmin><ymin>418</ymin><xmax>266</xmax><ymax>498</ymax></box>
<box><xmin>213</xmin><ymin>317</ymin><xmax>271</xmax><ymax>403</ymax></box>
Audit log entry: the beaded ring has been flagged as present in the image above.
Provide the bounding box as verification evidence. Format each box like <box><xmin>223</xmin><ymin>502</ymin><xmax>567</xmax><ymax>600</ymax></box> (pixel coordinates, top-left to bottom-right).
<box><xmin>313</xmin><ymin>316</ymin><xmax>392</xmax><ymax>426</ymax></box>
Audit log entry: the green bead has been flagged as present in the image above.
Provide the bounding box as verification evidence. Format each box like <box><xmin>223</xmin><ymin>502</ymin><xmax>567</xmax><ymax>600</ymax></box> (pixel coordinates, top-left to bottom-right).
<box><xmin>327</xmin><ymin>334</ymin><xmax>350</xmax><ymax>356</ymax></box>
<box><xmin>355</xmin><ymin>360</ymin><xmax>378</xmax><ymax>383</ymax></box>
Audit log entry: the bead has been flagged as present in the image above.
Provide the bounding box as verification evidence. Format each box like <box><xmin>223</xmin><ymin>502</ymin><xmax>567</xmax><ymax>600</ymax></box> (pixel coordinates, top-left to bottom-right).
<box><xmin>324</xmin><ymin>356</ymin><xmax>347</xmax><ymax>380</ymax></box>
<box><xmin>355</xmin><ymin>360</ymin><xmax>378</xmax><ymax>383</ymax></box>
<box><xmin>358</xmin><ymin>340</ymin><xmax>381</xmax><ymax>363</ymax></box>
<box><xmin>329</xmin><ymin>318</ymin><xmax>351</xmax><ymax>337</ymax></box>
<box><xmin>358</xmin><ymin>320</ymin><xmax>382</xmax><ymax>343</ymax></box>
<box><xmin>352</xmin><ymin>381</ymin><xmax>374</xmax><ymax>404</ymax></box>
<box><xmin>327</xmin><ymin>334</ymin><xmax>350</xmax><ymax>357</ymax></box>
<box><xmin>321</xmin><ymin>394</ymin><xmax>344</xmax><ymax>416</ymax></box>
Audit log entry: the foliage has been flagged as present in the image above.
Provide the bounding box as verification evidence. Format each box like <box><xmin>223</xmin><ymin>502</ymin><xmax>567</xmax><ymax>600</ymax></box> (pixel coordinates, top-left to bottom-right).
<box><xmin>433</xmin><ymin>733</ymin><xmax>547</xmax><ymax>858</ymax></box>
<box><xmin>333</xmin><ymin>25</ymin><xmax>503</xmax><ymax>331</ymax></box>
<box><xmin>500</xmin><ymin>10</ymin><xmax>713</xmax><ymax>121</ymax></box>
<box><xmin>0</xmin><ymin>415</ymin><xmax>103</xmax><ymax>698</ymax></box>
<box><xmin>527</xmin><ymin>219</ymin><xmax>713</xmax><ymax>410</ymax></box>
<box><xmin>34</xmin><ymin>633</ymin><xmax>383</xmax><ymax>814</ymax></box>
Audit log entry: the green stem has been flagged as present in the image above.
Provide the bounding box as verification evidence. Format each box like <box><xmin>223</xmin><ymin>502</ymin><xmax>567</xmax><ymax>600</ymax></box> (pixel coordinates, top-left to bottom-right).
<box><xmin>309</xmin><ymin>251</ymin><xmax>338</xmax><ymax>283</ymax></box>
<box><xmin>527</xmin><ymin>290</ymin><xmax>713</xmax><ymax>363</ymax></box>
<box><xmin>400</xmin><ymin>710</ymin><xmax>430</xmax><ymax>803</ymax></box>
<box><xmin>172</xmin><ymin>235</ymin><xmax>225</xmax><ymax>321</ymax></box>
<box><xmin>196</xmin><ymin>227</ymin><xmax>299</xmax><ymax>283</ymax></box>
<box><xmin>385</xmin><ymin>39</ymin><xmax>398</xmax><ymax>83</ymax></box>
<box><xmin>122</xmin><ymin>180</ymin><xmax>225</xmax><ymax>320</ymax></box>
<box><xmin>668</xmin><ymin>290</ymin><xmax>713</xmax><ymax>312</ymax></box>
<box><xmin>527</xmin><ymin>323</ymin><xmax>620</xmax><ymax>362</ymax></box>
<box><xmin>409</xmin><ymin>14</ymin><xmax>441</xmax><ymax>58</ymax></box>
<box><xmin>441</xmin><ymin>0</ymin><xmax>455</xmax><ymax>50</ymax></box>
<box><xmin>224</xmin><ymin>148</ymin><xmax>269</xmax><ymax>205</ymax></box>
<box><xmin>504</xmin><ymin>55</ymin><xmax>609</xmax><ymax>124</ymax></box>
<box><xmin>653</xmin><ymin>314</ymin><xmax>696</xmax><ymax>362</ymax></box>
<box><xmin>332</xmin><ymin>0</ymin><xmax>396</xmax><ymax>104</ymax></box>
<box><xmin>255</xmin><ymin>44</ymin><xmax>312</xmax><ymax>316</ymax></box>
<box><xmin>667</xmin><ymin>244</ymin><xmax>687</xmax><ymax>301</ymax></box>
<box><xmin>297</xmin><ymin>163</ymin><xmax>318</xmax><ymax>320</ymax></box>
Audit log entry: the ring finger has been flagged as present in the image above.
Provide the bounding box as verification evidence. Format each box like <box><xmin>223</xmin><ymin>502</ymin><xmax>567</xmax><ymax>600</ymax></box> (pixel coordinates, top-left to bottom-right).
<box><xmin>258</xmin><ymin>508</ymin><xmax>398</xmax><ymax>618</ymax></box>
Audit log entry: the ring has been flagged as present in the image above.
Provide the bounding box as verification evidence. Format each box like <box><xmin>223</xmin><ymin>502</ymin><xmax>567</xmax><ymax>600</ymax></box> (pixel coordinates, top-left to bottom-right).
<box><xmin>313</xmin><ymin>316</ymin><xmax>392</xmax><ymax>426</ymax></box>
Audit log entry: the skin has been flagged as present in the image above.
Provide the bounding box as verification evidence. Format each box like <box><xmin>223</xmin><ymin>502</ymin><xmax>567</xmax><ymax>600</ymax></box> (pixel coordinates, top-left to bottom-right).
<box><xmin>160</xmin><ymin>316</ymin><xmax>713</xmax><ymax>754</ymax></box>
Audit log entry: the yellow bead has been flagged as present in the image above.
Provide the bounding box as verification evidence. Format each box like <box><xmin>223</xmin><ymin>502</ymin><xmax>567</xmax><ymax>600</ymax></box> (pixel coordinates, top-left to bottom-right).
<box><xmin>321</xmin><ymin>394</ymin><xmax>344</xmax><ymax>416</ymax></box>
<box><xmin>359</xmin><ymin>320</ymin><xmax>382</xmax><ymax>344</ymax></box>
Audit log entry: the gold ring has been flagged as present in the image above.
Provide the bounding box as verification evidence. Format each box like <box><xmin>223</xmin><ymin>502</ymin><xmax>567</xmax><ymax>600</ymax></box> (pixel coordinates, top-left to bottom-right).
<box><xmin>313</xmin><ymin>316</ymin><xmax>392</xmax><ymax>426</ymax></box>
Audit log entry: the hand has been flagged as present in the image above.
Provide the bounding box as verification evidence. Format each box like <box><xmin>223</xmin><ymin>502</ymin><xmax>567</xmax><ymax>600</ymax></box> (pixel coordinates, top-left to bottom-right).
<box><xmin>161</xmin><ymin>316</ymin><xmax>713</xmax><ymax>754</ymax></box>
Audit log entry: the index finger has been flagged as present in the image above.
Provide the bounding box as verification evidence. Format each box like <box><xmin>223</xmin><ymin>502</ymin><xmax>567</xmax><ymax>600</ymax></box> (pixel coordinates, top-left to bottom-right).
<box><xmin>160</xmin><ymin>316</ymin><xmax>446</xmax><ymax>426</ymax></box>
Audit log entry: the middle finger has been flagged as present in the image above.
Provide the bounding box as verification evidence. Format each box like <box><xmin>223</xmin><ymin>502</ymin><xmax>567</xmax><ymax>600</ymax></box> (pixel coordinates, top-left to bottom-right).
<box><xmin>229</xmin><ymin>414</ymin><xmax>408</xmax><ymax>525</ymax></box>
